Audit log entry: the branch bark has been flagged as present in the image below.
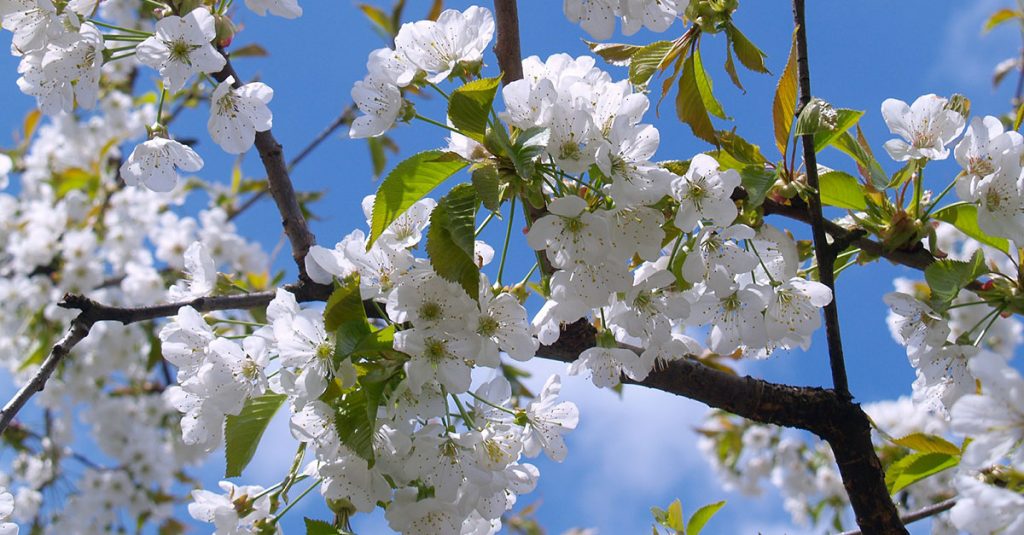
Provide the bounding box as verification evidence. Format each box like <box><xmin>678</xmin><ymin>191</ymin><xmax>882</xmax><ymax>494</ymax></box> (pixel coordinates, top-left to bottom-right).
<box><xmin>211</xmin><ymin>55</ymin><xmax>322</xmax><ymax>284</ymax></box>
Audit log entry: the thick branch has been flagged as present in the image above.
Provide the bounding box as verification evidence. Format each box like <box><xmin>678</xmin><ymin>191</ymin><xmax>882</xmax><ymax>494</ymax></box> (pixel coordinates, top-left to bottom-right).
<box><xmin>211</xmin><ymin>55</ymin><xmax>320</xmax><ymax>283</ymax></box>
<box><xmin>492</xmin><ymin>0</ymin><xmax>524</xmax><ymax>84</ymax></box>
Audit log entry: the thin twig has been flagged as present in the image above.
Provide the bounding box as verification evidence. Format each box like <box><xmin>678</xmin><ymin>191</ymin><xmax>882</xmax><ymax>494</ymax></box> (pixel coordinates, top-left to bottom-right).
<box><xmin>229</xmin><ymin>105</ymin><xmax>356</xmax><ymax>222</ymax></box>
<box><xmin>838</xmin><ymin>498</ymin><xmax>957</xmax><ymax>535</ymax></box>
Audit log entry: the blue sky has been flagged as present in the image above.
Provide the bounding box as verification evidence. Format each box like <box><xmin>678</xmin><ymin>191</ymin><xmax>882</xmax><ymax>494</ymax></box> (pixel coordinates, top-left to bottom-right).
<box><xmin>1</xmin><ymin>0</ymin><xmax>1021</xmax><ymax>533</ymax></box>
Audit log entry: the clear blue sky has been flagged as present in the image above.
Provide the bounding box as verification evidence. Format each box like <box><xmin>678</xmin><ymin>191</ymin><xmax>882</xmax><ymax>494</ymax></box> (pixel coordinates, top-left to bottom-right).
<box><xmin>0</xmin><ymin>1</ymin><xmax>1019</xmax><ymax>533</ymax></box>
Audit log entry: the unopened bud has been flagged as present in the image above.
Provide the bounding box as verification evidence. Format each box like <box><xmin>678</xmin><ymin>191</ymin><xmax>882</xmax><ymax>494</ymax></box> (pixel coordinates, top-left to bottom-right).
<box><xmin>214</xmin><ymin>14</ymin><xmax>236</xmax><ymax>48</ymax></box>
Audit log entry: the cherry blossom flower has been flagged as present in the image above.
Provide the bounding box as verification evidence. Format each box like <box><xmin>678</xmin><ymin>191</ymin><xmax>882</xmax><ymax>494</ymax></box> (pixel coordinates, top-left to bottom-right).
<box><xmin>880</xmin><ymin>94</ymin><xmax>965</xmax><ymax>161</ymax></box>
<box><xmin>188</xmin><ymin>481</ymin><xmax>272</xmax><ymax>533</ymax></box>
<box><xmin>394</xmin><ymin>6</ymin><xmax>494</xmax><ymax>83</ymax></box>
<box><xmin>349</xmin><ymin>75</ymin><xmax>402</xmax><ymax>139</ymax></box>
<box><xmin>672</xmin><ymin>153</ymin><xmax>741</xmax><ymax>230</ymax></box>
<box><xmin>0</xmin><ymin>488</ymin><xmax>16</xmax><ymax>535</ymax></box>
<box><xmin>167</xmin><ymin>241</ymin><xmax>216</xmax><ymax>302</ymax></box>
<box><xmin>244</xmin><ymin>0</ymin><xmax>302</xmax><ymax>19</ymax></box>
<box><xmin>520</xmin><ymin>375</ymin><xmax>579</xmax><ymax>462</ymax></box>
<box><xmin>120</xmin><ymin>137</ymin><xmax>204</xmax><ymax>192</ymax></box>
<box><xmin>207</xmin><ymin>76</ymin><xmax>273</xmax><ymax>154</ymax></box>
<box><xmin>136</xmin><ymin>8</ymin><xmax>226</xmax><ymax>93</ymax></box>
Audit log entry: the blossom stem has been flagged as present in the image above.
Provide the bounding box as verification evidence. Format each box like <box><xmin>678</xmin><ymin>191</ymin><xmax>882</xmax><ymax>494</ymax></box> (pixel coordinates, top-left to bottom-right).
<box><xmin>912</xmin><ymin>163</ymin><xmax>925</xmax><ymax>218</ymax></box>
<box><xmin>413</xmin><ymin>114</ymin><xmax>469</xmax><ymax>137</ymax></box>
<box><xmin>451</xmin><ymin>394</ymin><xmax>477</xmax><ymax>430</ymax></box>
<box><xmin>475</xmin><ymin>210</ymin><xmax>497</xmax><ymax>236</ymax></box>
<box><xmin>746</xmin><ymin>239</ymin><xmax>779</xmax><ymax>285</ymax></box>
<box><xmin>973</xmin><ymin>306</ymin><xmax>1005</xmax><ymax>347</ymax></box>
<box><xmin>496</xmin><ymin>197</ymin><xmax>517</xmax><ymax>286</ymax></box>
<box><xmin>920</xmin><ymin>176</ymin><xmax>959</xmax><ymax>219</ymax></box>
<box><xmin>945</xmin><ymin>300</ymin><xmax>990</xmax><ymax>310</ymax></box>
<box><xmin>101</xmin><ymin>34</ymin><xmax>147</xmax><ymax>42</ymax></box>
<box><xmin>426</xmin><ymin>81</ymin><xmax>450</xmax><ymax>101</ymax></box>
<box><xmin>89</xmin><ymin>20</ymin><xmax>151</xmax><ymax>36</ymax></box>
<box><xmin>666</xmin><ymin>236</ymin><xmax>684</xmax><ymax>274</ymax></box>
<box><xmin>212</xmin><ymin>318</ymin><xmax>266</xmax><ymax>328</ymax></box>
<box><xmin>467</xmin><ymin>391</ymin><xmax>517</xmax><ymax>416</ymax></box>
<box><xmin>272</xmin><ymin>478</ymin><xmax>321</xmax><ymax>523</ymax></box>
<box><xmin>155</xmin><ymin>89</ymin><xmax>168</xmax><ymax>125</ymax></box>
<box><xmin>517</xmin><ymin>262</ymin><xmax>539</xmax><ymax>286</ymax></box>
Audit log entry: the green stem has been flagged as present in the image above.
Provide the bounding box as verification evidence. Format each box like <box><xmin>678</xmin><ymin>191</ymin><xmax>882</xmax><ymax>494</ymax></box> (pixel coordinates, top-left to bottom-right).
<box><xmin>475</xmin><ymin>210</ymin><xmax>497</xmax><ymax>236</ymax></box>
<box><xmin>912</xmin><ymin>162</ymin><xmax>925</xmax><ymax>218</ymax></box>
<box><xmin>414</xmin><ymin>114</ymin><xmax>469</xmax><ymax>137</ymax></box>
<box><xmin>272</xmin><ymin>479</ymin><xmax>321</xmax><ymax>523</ymax></box>
<box><xmin>467</xmin><ymin>390</ymin><xmax>517</xmax><ymax>416</ymax></box>
<box><xmin>452</xmin><ymin>394</ymin><xmax>477</xmax><ymax>430</ymax></box>
<box><xmin>90</xmin><ymin>19</ymin><xmax>151</xmax><ymax>35</ymax></box>
<box><xmin>427</xmin><ymin>81</ymin><xmax>450</xmax><ymax>101</ymax></box>
<box><xmin>496</xmin><ymin>197</ymin><xmax>517</xmax><ymax>286</ymax></box>
<box><xmin>517</xmin><ymin>262</ymin><xmax>539</xmax><ymax>286</ymax></box>
<box><xmin>973</xmin><ymin>307</ymin><xmax>1005</xmax><ymax>347</ymax></box>
<box><xmin>155</xmin><ymin>88</ymin><xmax>168</xmax><ymax>125</ymax></box>
<box><xmin>213</xmin><ymin>318</ymin><xmax>267</xmax><ymax>328</ymax></box>
<box><xmin>101</xmin><ymin>34</ymin><xmax>147</xmax><ymax>42</ymax></box>
<box><xmin>920</xmin><ymin>176</ymin><xmax>959</xmax><ymax>219</ymax></box>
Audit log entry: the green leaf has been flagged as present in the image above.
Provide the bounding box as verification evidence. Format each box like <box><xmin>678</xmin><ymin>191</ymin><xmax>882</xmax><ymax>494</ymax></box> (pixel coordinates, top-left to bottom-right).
<box><xmin>717</xmin><ymin>130</ymin><xmax>767</xmax><ymax>166</ymax></box>
<box><xmin>829</xmin><ymin>130</ymin><xmax>888</xmax><ymax>190</ymax></box>
<box><xmin>888</xmin><ymin>159</ymin><xmax>919</xmax><ymax>189</ymax></box>
<box><xmin>358</xmin><ymin>3</ymin><xmax>393</xmax><ymax>36</ymax></box>
<box><xmin>448</xmin><ymin>76</ymin><xmax>502</xmax><ymax>141</ymax></box>
<box><xmin>984</xmin><ymin>8</ymin><xmax>1021</xmax><ymax>33</ymax></box>
<box><xmin>676</xmin><ymin>53</ymin><xmax>716</xmax><ymax>144</ymax></box>
<box><xmin>925</xmin><ymin>249</ymin><xmax>989</xmax><ymax>311</ymax></box>
<box><xmin>427</xmin><ymin>184</ymin><xmax>480</xmax><ymax>298</ymax></box>
<box><xmin>722</xmin><ymin>36</ymin><xmax>744</xmax><ymax>92</ymax></box>
<box><xmin>813</xmin><ymin>108</ymin><xmax>864</xmax><ymax>153</ymax></box>
<box><xmin>885</xmin><ymin>451</ymin><xmax>959</xmax><ymax>494</ymax></box>
<box><xmin>932</xmin><ymin>203</ymin><xmax>1010</xmax><ymax>253</ymax></box>
<box><xmin>664</xmin><ymin>498</ymin><xmax>685</xmax><ymax>531</ymax></box>
<box><xmin>772</xmin><ymin>28</ymin><xmax>799</xmax><ymax>157</ymax></box>
<box><xmin>629</xmin><ymin>40</ymin><xmax>675</xmax><ymax>87</ymax></box>
<box><xmin>692</xmin><ymin>47</ymin><xmax>728</xmax><ymax>120</ymax></box>
<box><xmin>229</xmin><ymin>44</ymin><xmax>269</xmax><ymax>58</ymax></box>
<box><xmin>353</xmin><ymin>324</ymin><xmax>397</xmax><ymax>356</ymax></box>
<box><xmin>324</xmin><ymin>276</ymin><xmax>369</xmax><ymax>333</ymax></box>
<box><xmin>224</xmin><ymin>393</ymin><xmax>287</xmax><ymax>477</ymax></box>
<box><xmin>472</xmin><ymin>165</ymin><xmax>502</xmax><ymax>212</ymax></box>
<box><xmin>1015</xmin><ymin>101</ymin><xmax>1024</xmax><ymax>132</ymax></box>
<box><xmin>726</xmin><ymin>23</ymin><xmax>768</xmax><ymax>73</ymax></box>
<box><xmin>369</xmin><ymin>150</ymin><xmax>467</xmax><ymax>247</ymax></box>
<box><xmin>304</xmin><ymin>518</ymin><xmax>341</xmax><ymax>535</ymax></box>
<box><xmin>738</xmin><ymin>166</ymin><xmax>776</xmax><ymax>207</ymax></box>
<box><xmin>891</xmin><ymin>433</ymin><xmax>961</xmax><ymax>456</ymax></box>
<box><xmin>334</xmin><ymin>376</ymin><xmax>388</xmax><ymax>465</ymax></box>
<box><xmin>686</xmin><ymin>501</ymin><xmax>726</xmax><ymax>535</ymax></box>
<box><xmin>819</xmin><ymin>171</ymin><xmax>866</xmax><ymax>210</ymax></box>
<box><xmin>585</xmin><ymin>40</ymin><xmax>643</xmax><ymax>67</ymax></box>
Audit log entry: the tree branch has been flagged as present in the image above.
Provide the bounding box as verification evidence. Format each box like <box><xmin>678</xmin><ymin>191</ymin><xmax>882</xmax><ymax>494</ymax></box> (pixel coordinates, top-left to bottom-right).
<box><xmin>791</xmin><ymin>0</ymin><xmax>849</xmax><ymax>399</ymax></box>
<box><xmin>789</xmin><ymin>1</ymin><xmax>906</xmax><ymax>532</ymax></box>
<box><xmin>0</xmin><ymin>281</ymin><xmax>332</xmax><ymax>436</ymax></box>
<box><xmin>493</xmin><ymin>0</ymin><xmax>524</xmax><ymax>85</ymax></box>
<box><xmin>838</xmin><ymin>498</ymin><xmax>957</xmax><ymax>535</ymax></box>
<box><xmin>211</xmin><ymin>55</ymin><xmax>322</xmax><ymax>284</ymax></box>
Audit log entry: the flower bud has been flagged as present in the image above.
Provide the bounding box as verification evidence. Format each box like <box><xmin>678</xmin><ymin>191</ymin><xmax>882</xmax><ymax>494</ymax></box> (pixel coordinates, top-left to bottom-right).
<box><xmin>214</xmin><ymin>14</ymin><xmax>236</xmax><ymax>48</ymax></box>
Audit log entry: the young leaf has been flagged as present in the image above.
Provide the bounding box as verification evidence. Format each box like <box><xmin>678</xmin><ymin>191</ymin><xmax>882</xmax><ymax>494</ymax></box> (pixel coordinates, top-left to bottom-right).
<box><xmin>427</xmin><ymin>184</ymin><xmax>480</xmax><ymax>297</ymax></box>
<box><xmin>686</xmin><ymin>501</ymin><xmax>726</xmax><ymax>535</ymax></box>
<box><xmin>983</xmin><ymin>8</ymin><xmax>1021</xmax><ymax>33</ymax></box>
<box><xmin>891</xmin><ymin>433</ymin><xmax>961</xmax><ymax>456</ymax></box>
<box><xmin>692</xmin><ymin>47</ymin><xmax>728</xmax><ymax>120</ymax></box>
<box><xmin>676</xmin><ymin>53</ymin><xmax>716</xmax><ymax>144</ymax></box>
<box><xmin>585</xmin><ymin>40</ymin><xmax>644</xmax><ymax>67</ymax></box>
<box><xmin>726</xmin><ymin>23</ymin><xmax>768</xmax><ymax>73</ymax></box>
<box><xmin>629</xmin><ymin>40</ymin><xmax>676</xmax><ymax>87</ymax></box>
<box><xmin>812</xmin><ymin>108</ymin><xmax>864</xmax><ymax>153</ymax></box>
<box><xmin>931</xmin><ymin>203</ymin><xmax>1010</xmax><ymax>253</ymax></box>
<box><xmin>305</xmin><ymin>518</ymin><xmax>342</xmax><ymax>535</ymax></box>
<box><xmin>885</xmin><ymin>451</ymin><xmax>959</xmax><ymax>494</ymax></box>
<box><xmin>772</xmin><ymin>29</ymin><xmax>799</xmax><ymax>157</ymax></box>
<box><xmin>369</xmin><ymin>151</ymin><xmax>467</xmax><ymax>247</ymax></box>
<box><xmin>723</xmin><ymin>36</ymin><xmax>744</xmax><ymax>92</ymax></box>
<box><xmin>830</xmin><ymin>130</ymin><xmax>888</xmax><ymax>190</ymax></box>
<box><xmin>738</xmin><ymin>166</ymin><xmax>776</xmax><ymax>207</ymax></box>
<box><xmin>448</xmin><ymin>76</ymin><xmax>503</xmax><ymax>141</ymax></box>
<box><xmin>925</xmin><ymin>249</ymin><xmax>989</xmax><ymax>311</ymax></box>
<box><xmin>224</xmin><ymin>393</ymin><xmax>287</xmax><ymax>477</ymax></box>
<box><xmin>664</xmin><ymin>498</ymin><xmax>685</xmax><ymax>531</ymax></box>
<box><xmin>819</xmin><ymin>171</ymin><xmax>866</xmax><ymax>210</ymax></box>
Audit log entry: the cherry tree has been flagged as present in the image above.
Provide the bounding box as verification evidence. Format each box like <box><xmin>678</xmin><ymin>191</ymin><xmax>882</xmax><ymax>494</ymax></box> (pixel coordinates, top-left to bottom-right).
<box><xmin>0</xmin><ymin>0</ymin><xmax>1022</xmax><ymax>534</ymax></box>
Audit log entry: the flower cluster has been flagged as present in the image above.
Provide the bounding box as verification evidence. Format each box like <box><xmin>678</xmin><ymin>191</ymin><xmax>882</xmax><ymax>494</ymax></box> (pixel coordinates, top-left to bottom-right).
<box><xmin>562</xmin><ymin>0</ymin><xmax>689</xmax><ymax>39</ymax></box>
